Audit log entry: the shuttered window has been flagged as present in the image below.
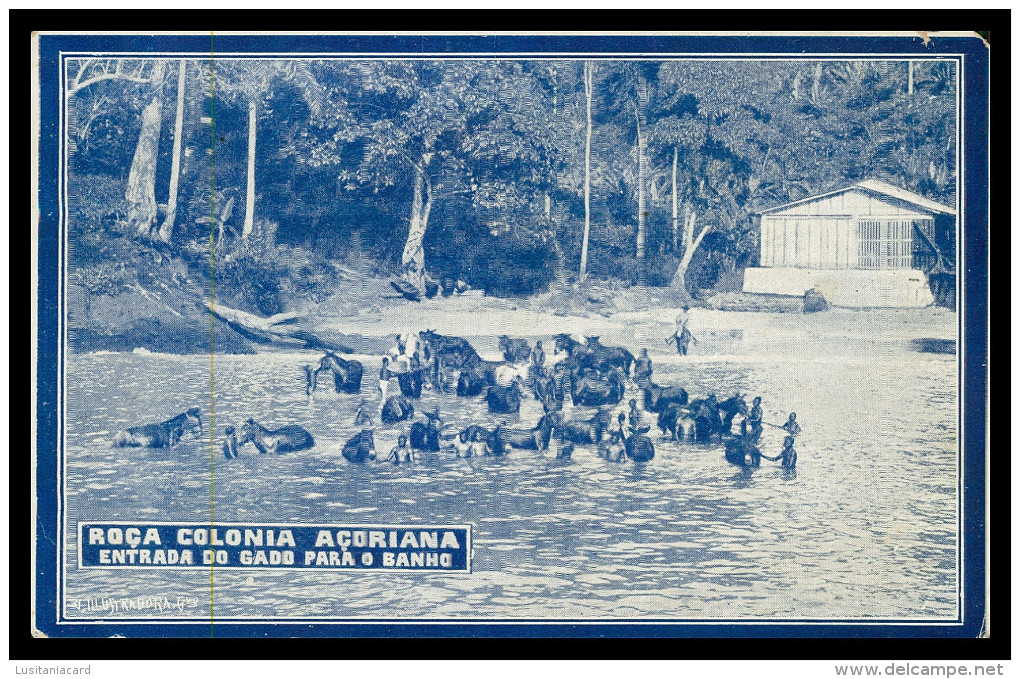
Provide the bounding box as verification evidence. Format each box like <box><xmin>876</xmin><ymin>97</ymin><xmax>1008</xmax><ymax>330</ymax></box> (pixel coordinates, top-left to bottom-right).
<box><xmin>857</xmin><ymin>219</ymin><xmax>913</xmax><ymax>269</ymax></box>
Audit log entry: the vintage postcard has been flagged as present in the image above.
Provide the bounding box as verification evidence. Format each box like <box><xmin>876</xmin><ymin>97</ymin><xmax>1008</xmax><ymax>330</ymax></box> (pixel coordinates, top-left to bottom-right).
<box><xmin>31</xmin><ymin>31</ymin><xmax>990</xmax><ymax>638</ymax></box>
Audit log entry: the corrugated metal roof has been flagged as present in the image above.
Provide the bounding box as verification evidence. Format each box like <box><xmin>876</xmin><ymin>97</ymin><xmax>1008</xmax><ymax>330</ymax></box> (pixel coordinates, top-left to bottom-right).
<box><xmin>759</xmin><ymin>180</ymin><xmax>957</xmax><ymax>216</ymax></box>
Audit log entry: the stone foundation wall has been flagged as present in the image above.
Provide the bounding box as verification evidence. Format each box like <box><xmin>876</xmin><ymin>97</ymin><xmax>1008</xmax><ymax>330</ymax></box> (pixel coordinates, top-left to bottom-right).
<box><xmin>742</xmin><ymin>267</ymin><xmax>934</xmax><ymax>308</ymax></box>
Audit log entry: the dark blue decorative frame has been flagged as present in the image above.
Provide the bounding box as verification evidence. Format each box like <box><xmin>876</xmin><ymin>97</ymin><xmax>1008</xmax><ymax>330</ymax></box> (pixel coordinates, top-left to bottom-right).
<box><xmin>33</xmin><ymin>32</ymin><xmax>989</xmax><ymax>639</ymax></box>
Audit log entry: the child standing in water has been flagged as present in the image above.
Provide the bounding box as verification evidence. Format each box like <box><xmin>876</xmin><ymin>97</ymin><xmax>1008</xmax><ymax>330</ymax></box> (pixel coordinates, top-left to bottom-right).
<box><xmin>762</xmin><ymin>435</ymin><xmax>798</xmax><ymax>469</ymax></box>
<box><xmin>469</xmin><ymin>430</ymin><xmax>490</xmax><ymax>458</ymax></box>
<box><xmin>353</xmin><ymin>402</ymin><xmax>375</xmax><ymax>427</ymax></box>
<box><xmin>780</xmin><ymin>436</ymin><xmax>797</xmax><ymax>468</ymax></box>
<box><xmin>627</xmin><ymin>398</ymin><xmax>643</xmax><ymax>432</ymax></box>
<box><xmin>602</xmin><ymin>413</ymin><xmax>628</xmax><ymax>462</ymax></box>
<box><xmin>747</xmin><ymin>396</ymin><xmax>764</xmax><ymax>442</ymax></box>
<box><xmin>530</xmin><ymin>340</ymin><xmax>546</xmax><ymax>376</ymax></box>
<box><xmin>385</xmin><ymin>434</ymin><xmax>414</xmax><ymax>465</ymax></box>
<box><xmin>223</xmin><ymin>426</ymin><xmax>238</xmax><ymax>459</ymax></box>
<box><xmin>781</xmin><ymin>412</ymin><xmax>802</xmax><ymax>437</ymax></box>
<box><xmin>378</xmin><ymin>357</ymin><xmax>392</xmax><ymax>407</ymax></box>
<box><xmin>451</xmin><ymin>430</ymin><xmax>472</xmax><ymax>458</ymax></box>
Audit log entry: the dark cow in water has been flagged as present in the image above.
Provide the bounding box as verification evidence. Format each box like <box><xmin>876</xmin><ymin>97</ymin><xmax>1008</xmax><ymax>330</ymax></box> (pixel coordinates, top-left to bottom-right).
<box><xmin>498</xmin><ymin>335</ymin><xmax>532</xmax><ymax>364</ymax></box>
<box><xmin>717</xmin><ymin>393</ymin><xmax>748</xmax><ymax>437</ymax></box>
<box><xmin>725</xmin><ymin>435</ymin><xmax>761</xmax><ymax>467</ymax></box>
<box><xmin>342</xmin><ymin>429</ymin><xmax>377</xmax><ymax>463</ymax></box>
<box><xmin>600</xmin><ymin>418</ymin><xmax>654</xmax><ymax>463</ymax></box>
<box><xmin>552</xmin><ymin>333</ymin><xmax>595</xmax><ymax>371</ymax></box>
<box><xmin>486</xmin><ymin>424</ymin><xmax>509</xmax><ymax>456</ymax></box>
<box><xmin>304</xmin><ymin>352</ymin><xmax>364</xmax><ymax>395</ymax></box>
<box><xmin>420</xmin><ymin>330</ymin><xmax>481</xmax><ymax>370</ymax></box>
<box><xmin>642</xmin><ymin>380</ymin><xmax>689</xmax><ymax>413</ymax></box>
<box><xmin>409</xmin><ymin>409</ymin><xmax>444</xmax><ymax>452</ymax></box>
<box><xmin>552</xmin><ymin>409</ymin><xmax>610</xmax><ymax>445</ymax></box>
<box><xmin>381</xmin><ymin>395</ymin><xmax>415</xmax><ymax>425</ymax></box>
<box><xmin>657</xmin><ymin>402</ymin><xmax>696</xmax><ymax>442</ymax></box>
<box><xmin>442</xmin><ymin>424</ymin><xmax>503</xmax><ymax>456</ymax></box>
<box><xmin>500</xmin><ymin>412</ymin><xmax>557</xmax><ymax>451</ymax></box>
<box><xmin>455</xmin><ymin>359</ymin><xmax>505</xmax><ymax>397</ymax></box>
<box><xmin>485</xmin><ymin>379</ymin><xmax>525</xmax><ymax>415</ymax></box>
<box><xmin>552</xmin><ymin>334</ymin><xmax>634</xmax><ymax>377</ymax></box>
<box><xmin>113</xmin><ymin>407</ymin><xmax>202</xmax><ymax>448</ymax></box>
<box><xmin>571</xmin><ymin>368</ymin><xmax>626</xmax><ymax>407</ymax></box>
<box><xmin>456</xmin><ymin>367</ymin><xmax>488</xmax><ymax>397</ymax></box>
<box><xmin>396</xmin><ymin>368</ymin><xmax>427</xmax><ymax>399</ymax></box>
<box><xmin>686</xmin><ymin>393</ymin><xmax>748</xmax><ymax>442</ymax></box>
<box><xmin>625</xmin><ymin>427</ymin><xmax>656</xmax><ymax>462</ymax></box>
<box><xmin>584</xmin><ymin>336</ymin><xmax>635</xmax><ymax>377</ymax></box>
<box><xmin>224</xmin><ymin>418</ymin><xmax>314</xmax><ymax>457</ymax></box>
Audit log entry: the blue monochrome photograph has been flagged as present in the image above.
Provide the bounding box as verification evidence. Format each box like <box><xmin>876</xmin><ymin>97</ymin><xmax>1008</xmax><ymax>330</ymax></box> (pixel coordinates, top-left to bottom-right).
<box><xmin>31</xmin><ymin>31</ymin><xmax>989</xmax><ymax>638</ymax></box>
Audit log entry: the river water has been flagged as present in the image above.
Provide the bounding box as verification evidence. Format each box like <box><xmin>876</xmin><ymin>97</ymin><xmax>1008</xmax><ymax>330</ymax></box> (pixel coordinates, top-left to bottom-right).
<box><xmin>61</xmin><ymin>311</ymin><xmax>959</xmax><ymax>622</ymax></box>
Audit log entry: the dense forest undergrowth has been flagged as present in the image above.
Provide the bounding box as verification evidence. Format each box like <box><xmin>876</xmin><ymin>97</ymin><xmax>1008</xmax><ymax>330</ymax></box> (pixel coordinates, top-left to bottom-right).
<box><xmin>68</xmin><ymin>218</ymin><xmax>702</xmax><ymax>354</ymax></box>
<box><xmin>65</xmin><ymin>58</ymin><xmax>957</xmax><ymax>352</ymax></box>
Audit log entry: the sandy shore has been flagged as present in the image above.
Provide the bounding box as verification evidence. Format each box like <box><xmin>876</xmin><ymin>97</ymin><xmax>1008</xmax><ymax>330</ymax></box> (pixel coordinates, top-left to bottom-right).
<box><xmin>305</xmin><ymin>286</ymin><xmax>958</xmax><ymax>361</ymax></box>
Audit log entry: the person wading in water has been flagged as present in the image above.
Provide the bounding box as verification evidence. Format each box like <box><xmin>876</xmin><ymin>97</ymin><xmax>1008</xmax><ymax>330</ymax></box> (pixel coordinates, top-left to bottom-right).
<box><xmin>628</xmin><ymin>398</ymin><xmax>643</xmax><ymax>432</ymax></box>
<box><xmin>762</xmin><ymin>435</ymin><xmax>797</xmax><ymax>469</ymax></box>
<box><xmin>602</xmin><ymin>413</ymin><xmax>628</xmax><ymax>463</ymax></box>
<box><xmin>451</xmin><ymin>430</ymin><xmax>472</xmax><ymax>458</ymax></box>
<box><xmin>385</xmin><ymin>434</ymin><xmax>414</xmax><ymax>465</ymax></box>
<box><xmin>747</xmin><ymin>396</ymin><xmax>764</xmax><ymax>442</ymax></box>
<box><xmin>378</xmin><ymin>357</ymin><xmax>392</xmax><ymax>408</ymax></box>
<box><xmin>353</xmin><ymin>402</ymin><xmax>375</xmax><ymax>427</ymax></box>
<box><xmin>634</xmin><ymin>348</ymin><xmax>653</xmax><ymax>409</ymax></box>
<box><xmin>779</xmin><ymin>436</ymin><xmax>797</xmax><ymax>468</ymax></box>
<box><xmin>635</xmin><ymin>348</ymin><xmax>653</xmax><ymax>386</ymax></box>
<box><xmin>781</xmin><ymin>412</ymin><xmax>802</xmax><ymax>438</ymax></box>
<box><xmin>469</xmin><ymin>430</ymin><xmax>490</xmax><ymax>458</ymax></box>
<box><xmin>530</xmin><ymin>340</ymin><xmax>546</xmax><ymax>379</ymax></box>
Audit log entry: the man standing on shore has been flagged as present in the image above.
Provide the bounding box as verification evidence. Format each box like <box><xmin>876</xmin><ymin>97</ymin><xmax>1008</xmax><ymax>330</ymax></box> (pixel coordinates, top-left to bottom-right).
<box><xmin>666</xmin><ymin>307</ymin><xmax>694</xmax><ymax>356</ymax></box>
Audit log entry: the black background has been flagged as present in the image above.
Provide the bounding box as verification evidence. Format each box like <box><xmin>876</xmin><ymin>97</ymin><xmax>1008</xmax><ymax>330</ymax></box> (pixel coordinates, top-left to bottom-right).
<box><xmin>10</xmin><ymin>8</ymin><xmax>1008</xmax><ymax>662</ymax></box>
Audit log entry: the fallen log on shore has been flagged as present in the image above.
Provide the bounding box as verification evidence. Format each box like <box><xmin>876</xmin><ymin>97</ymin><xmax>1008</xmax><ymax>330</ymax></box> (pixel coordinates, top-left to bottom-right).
<box><xmin>200</xmin><ymin>301</ymin><xmax>355</xmax><ymax>353</ymax></box>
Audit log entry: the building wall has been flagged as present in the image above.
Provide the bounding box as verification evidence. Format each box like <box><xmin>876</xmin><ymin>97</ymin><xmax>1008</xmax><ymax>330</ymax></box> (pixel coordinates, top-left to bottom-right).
<box><xmin>760</xmin><ymin>190</ymin><xmax>933</xmax><ymax>270</ymax></box>
<box><xmin>761</xmin><ymin>215</ymin><xmax>856</xmax><ymax>268</ymax></box>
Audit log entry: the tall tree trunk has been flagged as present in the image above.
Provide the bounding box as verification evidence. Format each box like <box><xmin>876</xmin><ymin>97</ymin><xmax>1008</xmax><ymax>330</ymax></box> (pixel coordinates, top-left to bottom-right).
<box><xmin>671</xmin><ymin>146</ymin><xmax>679</xmax><ymax>251</ymax></box>
<box><xmin>158</xmin><ymin>59</ymin><xmax>187</xmax><ymax>243</ymax></box>
<box><xmin>402</xmin><ymin>154</ymin><xmax>433</xmax><ymax>289</ymax></box>
<box><xmin>242</xmin><ymin>98</ymin><xmax>257</xmax><ymax>239</ymax></box>
<box><xmin>635</xmin><ymin>70</ymin><xmax>648</xmax><ymax>265</ymax></box>
<box><xmin>579</xmin><ymin>60</ymin><xmax>593</xmax><ymax>280</ymax></box>
<box><xmin>126</xmin><ymin>60</ymin><xmax>165</xmax><ymax>239</ymax></box>
<box><xmin>670</xmin><ymin>209</ymin><xmax>711</xmax><ymax>294</ymax></box>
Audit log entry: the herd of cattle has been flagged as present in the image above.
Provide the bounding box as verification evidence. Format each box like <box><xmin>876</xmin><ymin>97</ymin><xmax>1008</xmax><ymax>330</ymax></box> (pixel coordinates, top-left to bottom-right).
<box><xmin>112</xmin><ymin>329</ymin><xmax>766</xmax><ymax>467</ymax></box>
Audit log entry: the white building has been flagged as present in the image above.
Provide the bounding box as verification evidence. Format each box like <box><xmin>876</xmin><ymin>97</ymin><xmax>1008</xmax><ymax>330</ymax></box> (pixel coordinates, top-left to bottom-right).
<box><xmin>742</xmin><ymin>179</ymin><xmax>956</xmax><ymax>307</ymax></box>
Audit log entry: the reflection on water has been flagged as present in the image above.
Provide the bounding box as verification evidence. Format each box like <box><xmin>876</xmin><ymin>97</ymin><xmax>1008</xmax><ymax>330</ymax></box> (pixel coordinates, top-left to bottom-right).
<box><xmin>62</xmin><ymin>342</ymin><xmax>957</xmax><ymax>621</ymax></box>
